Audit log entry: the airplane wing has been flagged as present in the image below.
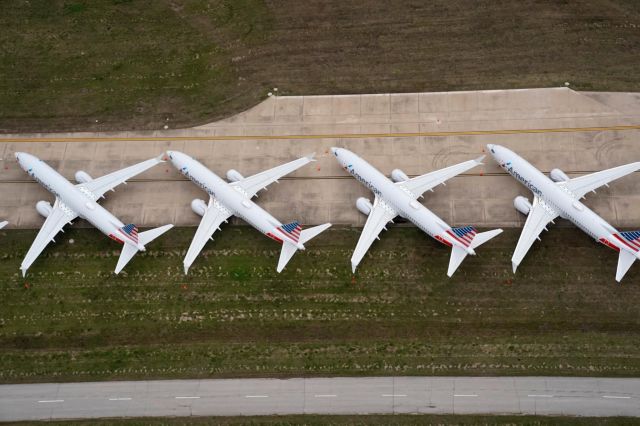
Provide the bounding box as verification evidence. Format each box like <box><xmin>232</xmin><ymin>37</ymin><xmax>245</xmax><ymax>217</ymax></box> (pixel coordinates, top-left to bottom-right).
<box><xmin>512</xmin><ymin>196</ymin><xmax>559</xmax><ymax>273</ymax></box>
<box><xmin>183</xmin><ymin>197</ymin><xmax>233</xmax><ymax>273</ymax></box>
<box><xmin>21</xmin><ymin>198</ymin><xmax>78</xmax><ymax>276</ymax></box>
<box><xmin>0</xmin><ymin>221</ymin><xmax>7</xmax><ymax>230</ymax></box>
<box><xmin>231</xmin><ymin>154</ymin><xmax>315</xmax><ymax>198</ymax></box>
<box><xmin>77</xmin><ymin>157</ymin><xmax>163</xmax><ymax>201</ymax></box>
<box><xmin>398</xmin><ymin>156</ymin><xmax>483</xmax><ymax>199</ymax></box>
<box><xmin>561</xmin><ymin>162</ymin><xmax>640</xmax><ymax>199</ymax></box>
<box><xmin>351</xmin><ymin>196</ymin><xmax>398</xmax><ymax>273</ymax></box>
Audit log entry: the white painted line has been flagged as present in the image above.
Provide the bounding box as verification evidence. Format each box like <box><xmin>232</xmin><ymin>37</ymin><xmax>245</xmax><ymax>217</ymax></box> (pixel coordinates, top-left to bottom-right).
<box><xmin>382</xmin><ymin>394</ymin><xmax>407</xmax><ymax>397</ymax></box>
<box><xmin>175</xmin><ymin>396</ymin><xmax>200</xmax><ymax>399</ymax></box>
<box><xmin>454</xmin><ymin>394</ymin><xmax>478</xmax><ymax>397</ymax></box>
<box><xmin>108</xmin><ymin>397</ymin><xmax>132</xmax><ymax>401</ymax></box>
<box><xmin>245</xmin><ymin>395</ymin><xmax>269</xmax><ymax>398</ymax></box>
<box><xmin>37</xmin><ymin>400</ymin><xmax>64</xmax><ymax>403</ymax></box>
<box><xmin>314</xmin><ymin>394</ymin><xmax>337</xmax><ymax>398</ymax></box>
<box><xmin>603</xmin><ymin>395</ymin><xmax>631</xmax><ymax>399</ymax></box>
<box><xmin>528</xmin><ymin>394</ymin><xmax>553</xmax><ymax>398</ymax></box>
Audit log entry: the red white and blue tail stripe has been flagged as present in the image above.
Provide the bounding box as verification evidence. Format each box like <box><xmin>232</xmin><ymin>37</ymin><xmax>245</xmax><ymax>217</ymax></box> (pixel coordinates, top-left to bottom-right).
<box><xmin>614</xmin><ymin>231</ymin><xmax>640</xmax><ymax>252</ymax></box>
<box><xmin>277</xmin><ymin>221</ymin><xmax>302</xmax><ymax>243</ymax></box>
<box><xmin>446</xmin><ymin>226</ymin><xmax>477</xmax><ymax>247</ymax></box>
<box><xmin>120</xmin><ymin>223</ymin><xmax>139</xmax><ymax>244</ymax></box>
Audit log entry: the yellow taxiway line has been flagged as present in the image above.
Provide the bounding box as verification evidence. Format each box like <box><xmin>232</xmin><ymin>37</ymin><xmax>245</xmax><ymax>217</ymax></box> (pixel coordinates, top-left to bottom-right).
<box><xmin>1</xmin><ymin>124</ymin><xmax>639</xmax><ymax>143</ymax></box>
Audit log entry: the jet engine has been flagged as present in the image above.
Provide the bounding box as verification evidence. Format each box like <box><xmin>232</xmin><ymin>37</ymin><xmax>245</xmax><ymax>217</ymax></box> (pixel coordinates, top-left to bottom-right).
<box><xmin>75</xmin><ymin>171</ymin><xmax>93</xmax><ymax>184</ymax></box>
<box><xmin>226</xmin><ymin>169</ymin><xmax>244</xmax><ymax>182</ymax></box>
<box><xmin>356</xmin><ymin>197</ymin><xmax>373</xmax><ymax>216</ymax></box>
<box><xmin>514</xmin><ymin>196</ymin><xmax>532</xmax><ymax>216</ymax></box>
<box><xmin>549</xmin><ymin>168</ymin><xmax>570</xmax><ymax>183</ymax></box>
<box><xmin>391</xmin><ymin>169</ymin><xmax>409</xmax><ymax>182</ymax></box>
<box><xmin>191</xmin><ymin>199</ymin><xmax>207</xmax><ymax>217</ymax></box>
<box><xmin>36</xmin><ymin>201</ymin><xmax>53</xmax><ymax>218</ymax></box>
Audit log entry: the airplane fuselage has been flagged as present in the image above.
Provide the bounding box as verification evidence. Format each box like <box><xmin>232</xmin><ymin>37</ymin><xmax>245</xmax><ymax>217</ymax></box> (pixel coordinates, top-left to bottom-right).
<box><xmin>333</xmin><ymin>148</ymin><xmax>474</xmax><ymax>253</ymax></box>
<box><xmin>16</xmin><ymin>153</ymin><xmax>140</xmax><ymax>248</ymax></box>
<box><xmin>490</xmin><ymin>145</ymin><xmax>629</xmax><ymax>253</ymax></box>
<box><xmin>169</xmin><ymin>152</ymin><xmax>304</xmax><ymax>249</ymax></box>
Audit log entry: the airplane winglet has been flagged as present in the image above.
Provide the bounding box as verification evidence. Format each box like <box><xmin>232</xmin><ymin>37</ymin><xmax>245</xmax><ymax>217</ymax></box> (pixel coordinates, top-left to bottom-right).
<box><xmin>351</xmin><ymin>261</ymin><xmax>358</xmax><ymax>274</ymax></box>
<box><xmin>183</xmin><ymin>263</ymin><xmax>190</xmax><ymax>275</ymax></box>
<box><xmin>474</xmin><ymin>155</ymin><xmax>486</xmax><ymax>164</ymax></box>
<box><xmin>20</xmin><ymin>267</ymin><xmax>27</xmax><ymax>277</ymax></box>
<box><xmin>511</xmin><ymin>261</ymin><xmax>519</xmax><ymax>274</ymax></box>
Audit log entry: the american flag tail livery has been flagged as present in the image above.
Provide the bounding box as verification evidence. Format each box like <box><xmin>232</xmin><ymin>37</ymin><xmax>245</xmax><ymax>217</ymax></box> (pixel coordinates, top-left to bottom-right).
<box><xmin>278</xmin><ymin>221</ymin><xmax>302</xmax><ymax>243</ymax></box>
<box><xmin>447</xmin><ymin>226</ymin><xmax>477</xmax><ymax>247</ymax></box>
<box><xmin>446</xmin><ymin>227</ymin><xmax>503</xmax><ymax>277</ymax></box>
<box><xmin>120</xmin><ymin>223</ymin><xmax>139</xmax><ymax>244</ymax></box>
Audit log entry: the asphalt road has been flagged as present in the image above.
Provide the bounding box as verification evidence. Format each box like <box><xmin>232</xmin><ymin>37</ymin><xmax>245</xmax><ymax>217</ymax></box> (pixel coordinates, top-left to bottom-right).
<box><xmin>1</xmin><ymin>376</ymin><xmax>640</xmax><ymax>421</ymax></box>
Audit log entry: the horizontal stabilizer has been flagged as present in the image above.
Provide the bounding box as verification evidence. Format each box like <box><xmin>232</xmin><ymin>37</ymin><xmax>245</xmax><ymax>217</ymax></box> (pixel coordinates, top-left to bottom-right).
<box><xmin>115</xmin><ymin>243</ymin><xmax>139</xmax><ymax>274</ymax></box>
<box><xmin>139</xmin><ymin>224</ymin><xmax>173</xmax><ymax>246</ymax></box>
<box><xmin>447</xmin><ymin>245</ymin><xmax>468</xmax><ymax>277</ymax></box>
<box><xmin>277</xmin><ymin>241</ymin><xmax>298</xmax><ymax>273</ymax></box>
<box><xmin>616</xmin><ymin>249</ymin><xmax>636</xmax><ymax>282</ymax></box>
<box><xmin>300</xmin><ymin>223</ymin><xmax>332</xmax><ymax>244</ymax></box>
<box><xmin>470</xmin><ymin>228</ymin><xmax>504</xmax><ymax>249</ymax></box>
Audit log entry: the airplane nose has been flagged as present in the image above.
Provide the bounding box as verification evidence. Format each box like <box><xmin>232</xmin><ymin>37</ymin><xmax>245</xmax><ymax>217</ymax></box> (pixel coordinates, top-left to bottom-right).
<box><xmin>330</xmin><ymin>147</ymin><xmax>339</xmax><ymax>155</ymax></box>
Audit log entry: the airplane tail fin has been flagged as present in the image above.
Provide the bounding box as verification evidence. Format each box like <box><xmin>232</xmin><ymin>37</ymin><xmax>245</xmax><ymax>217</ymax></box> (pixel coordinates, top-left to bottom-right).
<box><xmin>114</xmin><ymin>224</ymin><xmax>173</xmax><ymax>274</ymax></box>
<box><xmin>616</xmin><ymin>249</ymin><xmax>636</xmax><ymax>282</ymax></box>
<box><xmin>278</xmin><ymin>221</ymin><xmax>302</xmax><ymax>242</ymax></box>
<box><xmin>276</xmin><ymin>223</ymin><xmax>331</xmax><ymax>272</ymax></box>
<box><xmin>120</xmin><ymin>224</ymin><xmax>139</xmax><ymax>244</ymax></box>
<box><xmin>447</xmin><ymin>227</ymin><xmax>503</xmax><ymax>277</ymax></box>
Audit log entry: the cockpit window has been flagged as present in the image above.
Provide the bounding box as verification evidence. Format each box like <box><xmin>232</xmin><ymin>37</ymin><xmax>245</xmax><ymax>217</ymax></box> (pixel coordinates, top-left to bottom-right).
<box><xmin>490</xmin><ymin>148</ymin><xmax>495</xmax><ymax>153</ymax></box>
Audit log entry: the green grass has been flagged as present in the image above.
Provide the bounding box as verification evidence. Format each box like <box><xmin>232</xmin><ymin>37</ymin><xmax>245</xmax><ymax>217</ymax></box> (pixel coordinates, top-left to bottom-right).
<box><xmin>1</xmin><ymin>1</ymin><xmax>640</xmax><ymax>132</ymax></box>
<box><xmin>5</xmin><ymin>414</ymin><xmax>640</xmax><ymax>426</ymax></box>
<box><xmin>1</xmin><ymin>225</ymin><xmax>640</xmax><ymax>383</ymax></box>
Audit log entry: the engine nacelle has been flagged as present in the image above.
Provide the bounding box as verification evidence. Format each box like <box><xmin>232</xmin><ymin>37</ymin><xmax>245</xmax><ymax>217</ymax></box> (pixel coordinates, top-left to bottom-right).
<box><xmin>514</xmin><ymin>196</ymin><xmax>532</xmax><ymax>216</ymax></box>
<box><xmin>36</xmin><ymin>201</ymin><xmax>53</xmax><ymax>218</ymax></box>
<box><xmin>191</xmin><ymin>199</ymin><xmax>207</xmax><ymax>217</ymax></box>
<box><xmin>549</xmin><ymin>168</ymin><xmax>570</xmax><ymax>183</ymax></box>
<box><xmin>356</xmin><ymin>197</ymin><xmax>373</xmax><ymax>216</ymax></box>
<box><xmin>75</xmin><ymin>171</ymin><xmax>93</xmax><ymax>184</ymax></box>
<box><xmin>226</xmin><ymin>169</ymin><xmax>244</xmax><ymax>182</ymax></box>
<box><xmin>391</xmin><ymin>169</ymin><xmax>409</xmax><ymax>183</ymax></box>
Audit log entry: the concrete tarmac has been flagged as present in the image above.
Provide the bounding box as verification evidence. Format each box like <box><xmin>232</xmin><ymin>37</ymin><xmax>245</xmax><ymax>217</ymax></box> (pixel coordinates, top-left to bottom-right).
<box><xmin>2</xmin><ymin>88</ymin><xmax>640</xmax><ymax>229</ymax></box>
<box><xmin>1</xmin><ymin>376</ymin><xmax>640</xmax><ymax>421</ymax></box>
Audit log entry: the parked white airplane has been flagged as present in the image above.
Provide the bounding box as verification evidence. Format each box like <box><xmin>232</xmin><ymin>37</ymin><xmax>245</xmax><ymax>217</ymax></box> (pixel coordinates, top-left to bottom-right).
<box><xmin>15</xmin><ymin>152</ymin><xmax>173</xmax><ymax>276</ymax></box>
<box><xmin>488</xmin><ymin>144</ymin><xmax>640</xmax><ymax>282</ymax></box>
<box><xmin>0</xmin><ymin>221</ymin><xmax>7</xmax><ymax>230</ymax></box>
<box><xmin>164</xmin><ymin>151</ymin><xmax>331</xmax><ymax>273</ymax></box>
<box><xmin>331</xmin><ymin>147</ymin><xmax>503</xmax><ymax>276</ymax></box>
